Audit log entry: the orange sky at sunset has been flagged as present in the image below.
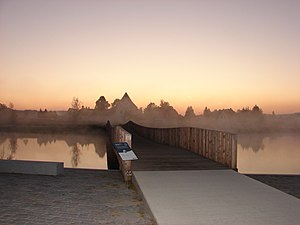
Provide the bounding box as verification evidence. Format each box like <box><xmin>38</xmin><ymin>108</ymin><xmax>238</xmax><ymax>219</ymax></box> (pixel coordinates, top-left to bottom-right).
<box><xmin>1</xmin><ymin>0</ymin><xmax>299</xmax><ymax>115</ymax></box>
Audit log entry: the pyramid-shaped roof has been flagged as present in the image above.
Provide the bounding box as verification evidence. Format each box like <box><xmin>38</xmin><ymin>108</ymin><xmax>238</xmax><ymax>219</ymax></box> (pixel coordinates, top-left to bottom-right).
<box><xmin>116</xmin><ymin>92</ymin><xmax>138</xmax><ymax>111</ymax></box>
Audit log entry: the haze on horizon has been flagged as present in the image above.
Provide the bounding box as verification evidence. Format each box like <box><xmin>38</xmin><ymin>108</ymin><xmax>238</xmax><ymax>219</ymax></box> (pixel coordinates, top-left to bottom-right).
<box><xmin>1</xmin><ymin>0</ymin><xmax>299</xmax><ymax>115</ymax></box>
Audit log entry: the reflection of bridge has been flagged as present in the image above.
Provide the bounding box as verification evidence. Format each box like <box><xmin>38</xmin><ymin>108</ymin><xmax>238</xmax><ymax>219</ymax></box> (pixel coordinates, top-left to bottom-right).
<box><xmin>108</xmin><ymin>121</ymin><xmax>300</xmax><ymax>225</ymax></box>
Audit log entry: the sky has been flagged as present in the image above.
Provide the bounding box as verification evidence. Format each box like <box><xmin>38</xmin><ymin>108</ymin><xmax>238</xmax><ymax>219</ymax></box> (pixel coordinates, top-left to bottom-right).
<box><xmin>0</xmin><ymin>0</ymin><xmax>299</xmax><ymax>115</ymax></box>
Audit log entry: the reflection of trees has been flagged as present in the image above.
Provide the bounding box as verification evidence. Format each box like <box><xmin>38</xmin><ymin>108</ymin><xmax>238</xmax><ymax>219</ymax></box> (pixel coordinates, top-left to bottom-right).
<box><xmin>0</xmin><ymin>146</ymin><xmax>4</xmax><ymax>159</ymax></box>
<box><xmin>0</xmin><ymin>130</ymin><xmax>107</xmax><ymax>161</ymax></box>
<box><xmin>94</xmin><ymin>137</ymin><xmax>107</xmax><ymax>158</ymax></box>
<box><xmin>8</xmin><ymin>138</ymin><xmax>18</xmax><ymax>160</ymax></box>
<box><xmin>0</xmin><ymin>136</ymin><xmax>6</xmax><ymax>145</ymax></box>
<box><xmin>71</xmin><ymin>143</ymin><xmax>81</xmax><ymax>168</ymax></box>
<box><xmin>37</xmin><ymin>135</ymin><xmax>56</xmax><ymax>146</ymax></box>
<box><xmin>23</xmin><ymin>139</ymin><xmax>28</xmax><ymax>145</ymax></box>
<box><xmin>238</xmin><ymin>134</ymin><xmax>265</xmax><ymax>153</ymax></box>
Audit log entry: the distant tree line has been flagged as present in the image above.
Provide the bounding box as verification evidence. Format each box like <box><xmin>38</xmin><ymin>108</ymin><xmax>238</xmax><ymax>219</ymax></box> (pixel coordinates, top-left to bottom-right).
<box><xmin>69</xmin><ymin>95</ymin><xmax>264</xmax><ymax>119</ymax></box>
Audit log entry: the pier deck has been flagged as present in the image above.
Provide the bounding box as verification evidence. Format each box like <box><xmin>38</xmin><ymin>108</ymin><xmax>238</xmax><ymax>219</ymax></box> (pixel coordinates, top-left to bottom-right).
<box><xmin>131</xmin><ymin>133</ymin><xmax>228</xmax><ymax>171</ymax></box>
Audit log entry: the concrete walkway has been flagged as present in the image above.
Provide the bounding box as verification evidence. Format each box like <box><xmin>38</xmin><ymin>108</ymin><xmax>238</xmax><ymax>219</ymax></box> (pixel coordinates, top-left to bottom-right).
<box><xmin>133</xmin><ymin>170</ymin><xmax>300</xmax><ymax>225</ymax></box>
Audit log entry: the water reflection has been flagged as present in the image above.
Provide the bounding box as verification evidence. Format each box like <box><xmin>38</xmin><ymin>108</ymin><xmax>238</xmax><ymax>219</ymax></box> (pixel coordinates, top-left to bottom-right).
<box><xmin>238</xmin><ymin>132</ymin><xmax>300</xmax><ymax>174</ymax></box>
<box><xmin>0</xmin><ymin>131</ymin><xmax>111</xmax><ymax>169</ymax></box>
<box><xmin>238</xmin><ymin>133</ymin><xmax>265</xmax><ymax>153</ymax></box>
<box><xmin>71</xmin><ymin>143</ymin><xmax>81</xmax><ymax>167</ymax></box>
<box><xmin>8</xmin><ymin>138</ymin><xmax>18</xmax><ymax>160</ymax></box>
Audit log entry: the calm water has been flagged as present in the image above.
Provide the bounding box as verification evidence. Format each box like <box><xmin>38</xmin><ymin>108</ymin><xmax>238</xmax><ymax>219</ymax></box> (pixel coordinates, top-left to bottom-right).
<box><xmin>1</xmin><ymin>131</ymin><xmax>299</xmax><ymax>174</ymax></box>
<box><xmin>237</xmin><ymin>132</ymin><xmax>300</xmax><ymax>174</ymax></box>
<box><xmin>0</xmin><ymin>131</ymin><xmax>111</xmax><ymax>170</ymax></box>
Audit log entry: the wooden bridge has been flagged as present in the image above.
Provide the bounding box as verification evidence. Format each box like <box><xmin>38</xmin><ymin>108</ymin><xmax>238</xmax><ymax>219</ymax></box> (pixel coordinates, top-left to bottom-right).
<box><xmin>107</xmin><ymin>121</ymin><xmax>300</xmax><ymax>225</ymax></box>
<box><xmin>107</xmin><ymin>121</ymin><xmax>237</xmax><ymax>176</ymax></box>
<box><xmin>128</xmin><ymin>132</ymin><xmax>228</xmax><ymax>171</ymax></box>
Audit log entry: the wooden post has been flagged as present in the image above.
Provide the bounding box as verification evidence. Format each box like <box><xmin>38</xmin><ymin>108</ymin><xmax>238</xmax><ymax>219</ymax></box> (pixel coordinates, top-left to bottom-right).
<box><xmin>231</xmin><ymin>134</ymin><xmax>238</xmax><ymax>170</ymax></box>
<box><xmin>110</xmin><ymin>125</ymin><xmax>134</xmax><ymax>182</ymax></box>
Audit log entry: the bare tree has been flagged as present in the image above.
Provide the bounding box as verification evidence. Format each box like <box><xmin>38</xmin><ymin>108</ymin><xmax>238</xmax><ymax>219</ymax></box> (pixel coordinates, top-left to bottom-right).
<box><xmin>71</xmin><ymin>97</ymin><xmax>82</xmax><ymax>111</ymax></box>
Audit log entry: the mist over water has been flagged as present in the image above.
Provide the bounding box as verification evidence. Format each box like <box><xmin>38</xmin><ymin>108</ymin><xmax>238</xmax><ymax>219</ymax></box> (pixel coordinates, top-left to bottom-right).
<box><xmin>1</xmin><ymin>94</ymin><xmax>300</xmax><ymax>133</ymax></box>
<box><xmin>1</xmin><ymin>93</ymin><xmax>300</xmax><ymax>174</ymax></box>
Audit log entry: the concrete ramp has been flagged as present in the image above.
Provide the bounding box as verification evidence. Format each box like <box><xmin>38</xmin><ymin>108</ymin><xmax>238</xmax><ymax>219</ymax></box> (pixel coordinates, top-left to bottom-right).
<box><xmin>133</xmin><ymin>170</ymin><xmax>300</xmax><ymax>225</ymax></box>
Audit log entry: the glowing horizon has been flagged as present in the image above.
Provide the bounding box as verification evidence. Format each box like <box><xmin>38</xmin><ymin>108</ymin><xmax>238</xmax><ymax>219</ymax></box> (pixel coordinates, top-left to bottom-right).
<box><xmin>1</xmin><ymin>0</ymin><xmax>300</xmax><ymax>115</ymax></box>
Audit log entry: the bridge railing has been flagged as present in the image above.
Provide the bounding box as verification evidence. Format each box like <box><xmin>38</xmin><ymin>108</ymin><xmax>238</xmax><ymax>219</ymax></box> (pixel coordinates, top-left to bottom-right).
<box><xmin>124</xmin><ymin>121</ymin><xmax>237</xmax><ymax>170</ymax></box>
<box><xmin>106</xmin><ymin>121</ymin><xmax>133</xmax><ymax>182</ymax></box>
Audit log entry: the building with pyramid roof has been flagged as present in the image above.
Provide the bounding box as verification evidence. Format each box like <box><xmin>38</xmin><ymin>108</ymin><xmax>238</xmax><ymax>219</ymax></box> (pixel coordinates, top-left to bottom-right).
<box><xmin>108</xmin><ymin>92</ymin><xmax>140</xmax><ymax>124</ymax></box>
<box><xmin>112</xmin><ymin>92</ymin><xmax>139</xmax><ymax>114</ymax></box>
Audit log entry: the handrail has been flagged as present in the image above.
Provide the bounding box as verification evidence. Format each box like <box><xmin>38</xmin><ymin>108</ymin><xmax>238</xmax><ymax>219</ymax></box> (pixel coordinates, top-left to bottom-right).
<box><xmin>123</xmin><ymin>121</ymin><xmax>237</xmax><ymax>170</ymax></box>
<box><xmin>106</xmin><ymin>121</ymin><xmax>133</xmax><ymax>182</ymax></box>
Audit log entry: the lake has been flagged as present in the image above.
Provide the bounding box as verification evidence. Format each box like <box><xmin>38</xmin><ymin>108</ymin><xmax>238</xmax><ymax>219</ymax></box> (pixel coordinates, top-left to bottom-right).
<box><xmin>0</xmin><ymin>130</ymin><xmax>115</xmax><ymax>170</ymax></box>
<box><xmin>1</xmin><ymin>131</ymin><xmax>299</xmax><ymax>174</ymax></box>
<box><xmin>237</xmin><ymin>132</ymin><xmax>300</xmax><ymax>174</ymax></box>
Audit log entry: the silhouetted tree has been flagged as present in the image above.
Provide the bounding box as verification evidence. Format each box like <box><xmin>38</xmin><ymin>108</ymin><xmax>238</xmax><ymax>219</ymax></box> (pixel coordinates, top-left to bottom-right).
<box><xmin>71</xmin><ymin>97</ymin><xmax>82</xmax><ymax>111</ymax></box>
<box><xmin>144</xmin><ymin>102</ymin><xmax>158</xmax><ymax>114</ymax></box>
<box><xmin>95</xmin><ymin>96</ymin><xmax>110</xmax><ymax>110</ymax></box>
<box><xmin>237</xmin><ymin>107</ymin><xmax>251</xmax><ymax>114</ymax></box>
<box><xmin>184</xmin><ymin>106</ymin><xmax>196</xmax><ymax>118</ymax></box>
<box><xmin>252</xmin><ymin>105</ymin><xmax>263</xmax><ymax>114</ymax></box>
<box><xmin>159</xmin><ymin>100</ymin><xmax>179</xmax><ymax>118</ymax></box>
<box><xmin>9</xmin><ymin>109</ymin><xmax>17</xmax><ymax>124</ymax></box>
<box><xmin>0</xmin><ymin>103</ymin><xmax>8</xmax><ymax>110</ymax></box>
<box><xmin>8</xmin><ymin>102</ymin><xmax>14</xmax><ymax>109</ymax></box>
<box><xmin>203</xmin><ymin>107</ymin><xmax>211</xmax><ymax>116</ymax></box>
<box><xmin>111</xmin><ymin>98</ymin><xmax>120</xmax><ymax>108</ymax></box>
<box><xmin>159</xmin><ymin>100</ymin><xmax>170</xmax><ymax>108</ymax></box>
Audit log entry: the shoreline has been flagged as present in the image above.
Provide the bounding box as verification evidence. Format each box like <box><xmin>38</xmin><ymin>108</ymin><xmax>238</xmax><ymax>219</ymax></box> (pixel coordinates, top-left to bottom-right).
<box><xmin>0</xmin><ymin>123</ymin><xmax>106</xmax><ymax>134</ymax></box>
<box><xmin>246</xmin><ymin>174</ymin><xmax>300</xmax><ymax>199</ymax></box>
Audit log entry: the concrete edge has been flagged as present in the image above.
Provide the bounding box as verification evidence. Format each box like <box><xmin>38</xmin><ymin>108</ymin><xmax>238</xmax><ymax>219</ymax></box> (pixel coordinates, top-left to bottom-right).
<box><xmin>0</xmin><ymin>159</ymin><xmax>64</xmax><ymax>176</ymax></box>
<box><xmin>132</xmin><ymin>172</ymin><xmax>158</xmax><ymax>225</ymax></box>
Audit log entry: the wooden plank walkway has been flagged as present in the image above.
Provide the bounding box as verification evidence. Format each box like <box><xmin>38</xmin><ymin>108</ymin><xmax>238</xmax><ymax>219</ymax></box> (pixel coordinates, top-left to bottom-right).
<box><xmin>130</xmin><ymin>133</ymin><xmax>228</xmax><ymax>171</ymax></box>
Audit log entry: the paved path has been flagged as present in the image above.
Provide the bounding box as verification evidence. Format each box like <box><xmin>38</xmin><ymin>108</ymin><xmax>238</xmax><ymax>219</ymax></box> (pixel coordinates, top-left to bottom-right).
<box><xmin>133</xmin><ymin>170</ymin><xmax>300</xmax><ymax>225</ymax></box>
<box><xmin>130</xmin><ymin>132</ymin><xmax>300</xmax><ymax>224</ymax></box>
<box><xmin>0</xmin><ymin>169</ymin><xmax>155</xmax><ymax>225</ymax></box>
